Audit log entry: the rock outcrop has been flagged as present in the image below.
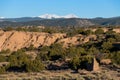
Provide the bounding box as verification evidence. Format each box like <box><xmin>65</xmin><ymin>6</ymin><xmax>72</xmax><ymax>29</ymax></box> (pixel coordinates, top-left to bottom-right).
<box><xmin>0</xmin><ymin>31</ymin><xmax>66</xmax><ymax>51</ymax></box>
<box><xmin>93</xmin><ymin>58</ymin><xmax>100</xmax><ymax>71</ymax></box>
<box><xmin>113</xmin><ymin>28</ymin><xmax>120</xmax><ymax>33</ymax></box>
<box><xmin>58</xmin><ymin>34</ymin><xmax>97</xmax><ymax>47</ymax></box>
<box><xmin>100</xmin><ymin>59</ymin><xmax>112</xmax><ymax>65</ymax></box>
<box><xmin>0</xmin><ymin>31</ymin><xmax>97</xmax><ymax>51</ymax></box>
<box><xmin>86</xmin><ymin>58</ymin><xmax>100</xmax><ymax>71</ymax></box>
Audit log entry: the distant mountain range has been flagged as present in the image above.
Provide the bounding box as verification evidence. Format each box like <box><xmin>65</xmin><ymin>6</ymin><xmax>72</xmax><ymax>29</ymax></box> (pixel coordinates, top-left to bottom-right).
<box><xmin>38</xmin><ymin>14</ymin><xmax>78</xmax><ymax>19</ymax></box>
<box><xmin>0</xmin><ymin>15</ymin><xmax>120</xmax><ymax>27</ymax></box>
<box><xmin>0</xmin><ymin>14</ymin><xmax>78</xmax><ymax>22</ymax></box>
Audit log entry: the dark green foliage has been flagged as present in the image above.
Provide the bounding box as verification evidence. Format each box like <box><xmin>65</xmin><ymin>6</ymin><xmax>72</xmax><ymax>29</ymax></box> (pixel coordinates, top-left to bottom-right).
<box><xmin>106</xmin><ymin>33</ymin><xmax>120</xmax><ymax>42</ymax></box>
<box><xmin>76</xmin><ymin>29</ymin><xmax>84</xmax><ymax>34</ymax></box>
<box><xmin>3</xmin><ymin>27</ymin><xmax>14</xmax><ymax>31</ymax></box>
<box><xmin>0</xmin><ymin>49</ymin><xmax>10</xmax><ymax>54</ymax></box>
<box><xmin>42</xmin><ymin>27</ymin><xmax>59</xmax><ymax>34</ymax></box>
<box><xmin>111</xmin><ymin>51</ymin><xmax>120</xmax><ymax>65</ymax></box>
<box><xmin>69</xmin><ymin>55</ymin><xmax>93</xmax><ymax>71</ymax></box>
<box><xmin>101</xmin><ymin>42</ymin><xmax>113</xmax><ymax>53</ymax></box>
<box><xmin>37</xmin><ymin>46</ymin><xmax>50</xmax><ymax>61</ymax></box>
<box><xmin>95</xmin><ymin>28</ymin><xmax>104</xmax><ymax>34</ymax></box>
<box><xmin>66</xmin><ymin>31</ymin><xmax>77</xmax><ymax>37</ymax></box>
<box><xmin>37</xmin><ymin>52</ymin><xmax>49</xmax><ymax>61</ymax></box>
<box><xmin>15</xmin><ymin>27</ymin><xmax>27</xmax><ymax>31</ymax></box>
<box><xmin>66</xmin><ymin>27</ymin><xmax>89</xmax><ymax>37</ymax></box>
<box><xmin>25</xmin><ymin>44</ymin><xmax>35</xmax><ymax>51</ymax></box>
<box><xmin>6</xmin><ymin>49</ymin><xmax>45</xmax><ymax>72</ymax></box>
<box><xmin>113</xmin><ymin>33</ymin><xmax>120</xmax><ymax>42</ymax></box>
<box><xmin>69</xmin><ymin>56</ymin><xmax>81</xmax><ymax>70</ymax></box>
<box><xmin>16</xmin><ymin>27</ymin><xmax>42</xmax><ymax>32</ymax></box>
<box><xmin>7</xmin><ymin>50</ymin><xmax>30</xmax><ymax>72</ymax></box>
<box><xmin>107</xmin><ymin>38</ymin><xmax>116</xmax><ymax>43</ymax></box>
<box><xmin>83</xmin><ymin>30</ymin><xmax>93</xmax><ymax>35</ymax></box>
<box><xmin>0</xmin><ymin>55</ymin><xmax>7</xmax><ymax>62</ymax></box>
<box><xmin>49</xmin><ymin>43</ymin><xmax>66</xmax><ymax>60</ymax></box>
<box><xmin>37</xmin><ymin>43</ymin><xmax>66</xmax><ymax>61</ymax></box>
<box><xmin>3</xmin><ymin>26</ymin><xmax>42</xmax><ymax>32</ymax></box>
<box><xmin>105</xmin><ymin>30</ymin><xmax>116</xmax><ymax>35</ymax></box>
<box><xmin>88</xmin><ymin>46</ymin><xmax>100</xmax><ymax>55</ymax></box>
<box><xmin>25</xmin><ymin>59</ymin><xmax>45</xmax><ymax>72</ymax></box>
<box><xmin>67</xmin><ymin>47</ymin><xmax>86</xmax><ymax>58</ymax></box>
<box><xmin>66</xmin><ymin>27</ymin><xmax>78</xmax><ymax>37</ymax></box>
<box><xmin>27</xmin><ymin>27</ymin><xmax>41</xmax><ymax>32</ymax></box>
<box><xmin>0</xmin><ymin>67</ymin><xmax>6</xmax><ymax>74</ymax></box>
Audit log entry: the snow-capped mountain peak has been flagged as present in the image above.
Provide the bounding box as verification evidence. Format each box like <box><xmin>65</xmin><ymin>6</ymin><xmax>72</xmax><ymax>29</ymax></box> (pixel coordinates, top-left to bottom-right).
<box><xmin>0</xmin><ymin>17</ymin><xmax>5</xmax><ymax>19</ymax></box>
<box><xmin>63</xmin><ymin>14</ymin><xmax>78</xmax><ymax>18</ymax></box>
<box><xmin>38</xmin><ymin>14</ymin><xmax>60</xmax><ymax>19</ymax></box>
<box><xmin>38</xmin><ymin>14</ymin><xmax>78</xmax><ymax>19</ymax></box>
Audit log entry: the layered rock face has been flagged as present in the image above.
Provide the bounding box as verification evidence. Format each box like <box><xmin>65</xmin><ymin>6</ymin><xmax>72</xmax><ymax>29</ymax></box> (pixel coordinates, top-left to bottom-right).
<box><xmin>0</xmin><ymin>31</ymin><xmax>97</xmax><ymax>51</ymax></box>
<box><xmin>0</xmin><ymin>31</ymin><xmax>66</xmax><ymax>51</ymax></box>
<box><xmin>58</xmin><ymin>34</ymin><xmax>97</xmax><ymax>47</ymax></box>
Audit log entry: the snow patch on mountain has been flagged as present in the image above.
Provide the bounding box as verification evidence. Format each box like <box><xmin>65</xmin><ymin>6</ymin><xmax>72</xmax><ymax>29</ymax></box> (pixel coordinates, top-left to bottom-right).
<box><xmin>0</xmin><ymin>17</ymin><xmax>5</xmax><ymax>19</ymax></box>
<box><xmin>38</xmin><ymin>14</ymin><xmax>78</xmax><ymax>19</ymax></box>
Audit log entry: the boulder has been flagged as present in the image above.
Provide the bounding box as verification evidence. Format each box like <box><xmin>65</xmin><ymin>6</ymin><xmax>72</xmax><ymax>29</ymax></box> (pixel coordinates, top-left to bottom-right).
<box><xmin>100</xmin><ymin>59</ymin><xmax>112</xmax><ymax>65</ymax></box>
<box><xmin>93</xmin><ymin>58</ymin><xmax>100</xmax><ymax>71</ymax></box>
<box><xmin>86</xmin><ymin>58</ymin><xmax>100</xmax><ymax>71</ymax></box>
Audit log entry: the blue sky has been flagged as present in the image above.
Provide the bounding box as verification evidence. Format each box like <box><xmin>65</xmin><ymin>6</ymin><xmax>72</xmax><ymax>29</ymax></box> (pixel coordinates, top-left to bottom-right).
<box><xmin>0</xmin><ymin>0</ymin><xmax>120</xmax><ymax>18</ymax></box>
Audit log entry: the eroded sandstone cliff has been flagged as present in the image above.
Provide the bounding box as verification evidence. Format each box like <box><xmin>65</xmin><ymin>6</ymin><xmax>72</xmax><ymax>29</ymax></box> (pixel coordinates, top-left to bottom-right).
<box><xmin>0</xmin><ymin>31</ymin><xmax>97</xmax><ymax>51</ymax></box>
<box><xmin>0</xmin><ymin>31</ymin><xmax>66</xmax><ymax>51</ymax></box>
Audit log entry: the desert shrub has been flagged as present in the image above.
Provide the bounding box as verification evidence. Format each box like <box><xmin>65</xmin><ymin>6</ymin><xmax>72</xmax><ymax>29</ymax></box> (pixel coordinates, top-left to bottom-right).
<box><xmin>0</xmin><ymin>55</ymin><xmax>7</xmax><ymax>62</ymax></box>
<box><xmin>16</xmin><ymin>26</ymin><xmax>42</xmax><ymax>32</ymax></box>
<box><xmin>38</xmin><ymin>45</ymin><xmax>50</xmax><ymax>51</ymax></box>
<box><xmin>42</xmin><ymin>27</ymin><xmax>58</xmax><ymax>33</ymax></box>
<box><xmin>37</xmin><ymin>43</ymin><xmax>65</xmax><ymax>61</ymax></box>
<box><xmin>107</xmin><ymin>38</ymin><xmax>116</xmax><ymax>43</ymax></box>
<box><xmin>0</xmin><ymin>67</ymin><xmax>6</xmax><ymax>74</ymax></box>
<box><xmin>69</xmin><ymin>56</ymin><xmax>81</xmax><ymax>71</ymax></box>
<box><xmin>111</xmin><ymin>51</ymin><xmax>120</xmax><ymax>65</ymax></box>
<box><xmin>3</xmin><ymin>27</ymin><xmax>14</xmax><ymax>31</ymax></box>
<box><xmin>15</xmin><ymin>27</ymin><xmax>27</xmax><ymax>31</ymax></box>
<box><xmin>25</xmin><ymin>59</ymin><xmax>45</xmax><ymax>72</ymax></box>
<box><xmin>69</xmin><ymin>55</ymin><xmax>93</xmax><ymax>71</ymax></box>
<box><xmin>95</xmin><ymin>28</ymin><xmax>104</xmax><ymax>34</ymax></box>
<box><xmin>0</xmin><ymin>49</ymin><xmax>10</xmax><ymax>54</ymax></box>
<box><xmin>6</xmin><ymin>48</ymin><xmax>45</xmax><ymax>72</ymax></box>
<box><xmin>77</xmin><ymin>29</ymin><xmax>84</xmax><ymax>34</ymax></box>
<box><xmin>67</xmin><ymin>47</ymin><xmax>86</xmax><ymax>58</ymax></box>
<box><xmin>37</xmin><ymin>46</ymin><xmax>50</xmax><ymax>61</ymax></box>
<box><xmin>29</xmin><ymin>27</ymin><xmax>40</xmax><ymax>32</ymax></box>
<box><xmin>83</xmin><ymin>30</ymin><xmax>93</xmax><ymax>35</ymax></box>
<box><xmin>49</xmin><ymin>43</ymin><xmax>66</xmax><ymax>60</ymax></box>
<box><xmin>101</xmin><ymin>41</ymin><xmax>113</xmax><ymax>53</ymax></box>
<box><xmin>66</xmin><ymin>28</ymin><xmax>82</xmax><ymax>37</ymax></box>
<box><xmin>88</xmin><ymin>46</ymin><xmax>100</xmax><ymax>55</ymax></box>
<box><xmin>7</xmin><ymin>50</ymin><xmax>30</xmax><ymax>72</ymax></box>
<box><xmin>66</xmin><ymin>31</ymin><xmax>77</xmax><ymax>37</ymax></box>
<box><xmin>8</xmin><ymin>51</ymin><xmax>29</xmax><ymax>67</ymax></box>
<box><xmin>105</xmin><ymin>30</ymin><xmax>115</xmax><ymax>35</ymax></box>
<box><xmin>36</xmin><ymin>52</ymin><xmax>49</xmax><ymax>61</ymax></box>
<box><xmin>25</xmin><ymin>44</ymin><xmax>35</xmax><ymax>51</ymax></box>
<box><xmin>80</xmin><ymin>55</ymin><xmax>93</xmax><ymax>64</ymax></box>
<box><xmin>113</xmin><ymin>33</ymin><xmax>120</xmax><ymax>42</ymax></box>
<box><xmin>106</xmin><ymin>33</ymin><xmax>120</xmax><ymax>42</ymax></box>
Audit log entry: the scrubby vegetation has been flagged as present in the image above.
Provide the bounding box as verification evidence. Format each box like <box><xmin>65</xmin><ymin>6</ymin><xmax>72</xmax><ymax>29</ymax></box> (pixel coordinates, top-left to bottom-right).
<box><xmin>0</xmin><ymin>27</ymin><xmax>120</xmax><ymax>76</ymax></box>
